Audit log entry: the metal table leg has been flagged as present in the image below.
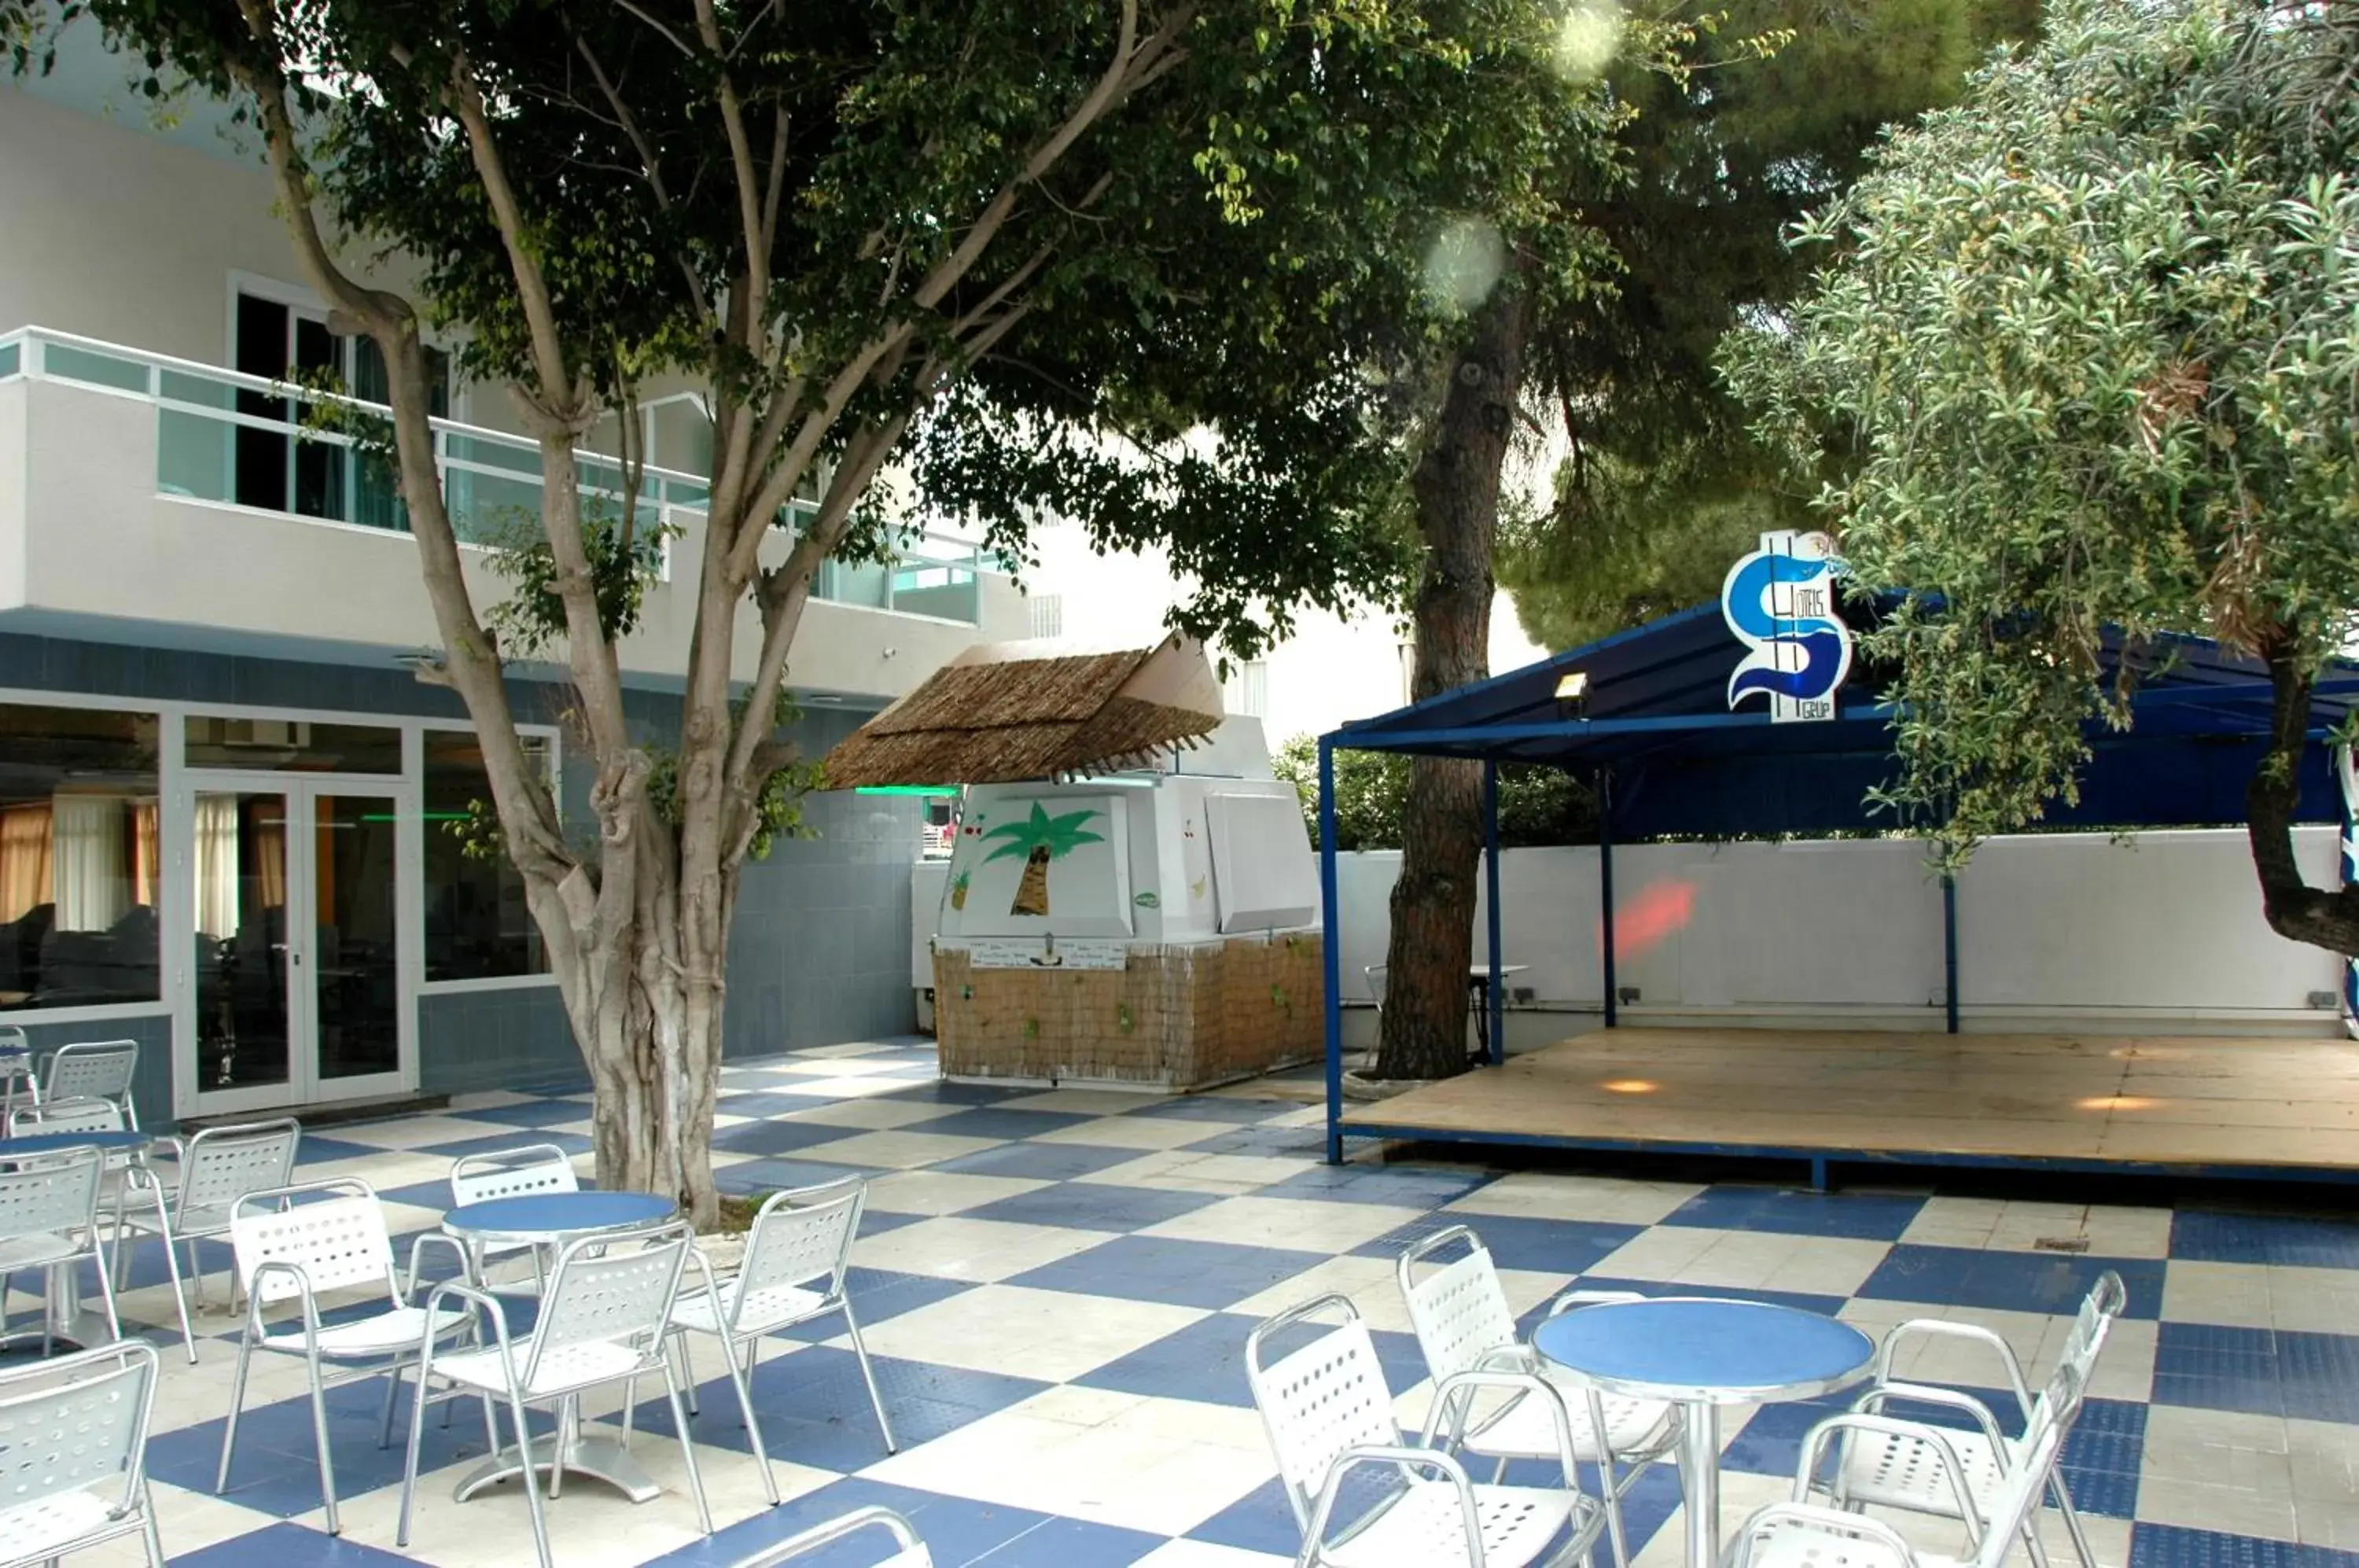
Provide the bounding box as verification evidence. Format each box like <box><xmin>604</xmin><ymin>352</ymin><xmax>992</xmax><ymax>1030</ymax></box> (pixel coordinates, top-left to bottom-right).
<box><xmin>451</xmin><ymin>1396</ymin><xmax>661</xmax><ymax>1505</ymax></box>
<box><xmin>1680</xmin><ymin>1401</ymin><xmax>1720</xmax><ymax>1568</ymax></box>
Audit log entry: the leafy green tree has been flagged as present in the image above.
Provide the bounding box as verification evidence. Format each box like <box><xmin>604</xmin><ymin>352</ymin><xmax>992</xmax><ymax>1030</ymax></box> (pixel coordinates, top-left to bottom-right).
<box><xmin>1725</xmin><ymin>0</ymin><xmax>2359</xmax><ymax>954</ymax></box>
<box><xmin>9</xmin><ymin>0</ymin><xmax>1580</xmax><ymax>1214</ymax></box>
<box><xmin>1272</xmin><ymin>737</ymin><xmax>1593</xmax><ymax>851</ymax></box>
<box><xmin>1376</xmin><ymin>0</ymin><xmax>2027</xmax><ymax>1083</ymax></box>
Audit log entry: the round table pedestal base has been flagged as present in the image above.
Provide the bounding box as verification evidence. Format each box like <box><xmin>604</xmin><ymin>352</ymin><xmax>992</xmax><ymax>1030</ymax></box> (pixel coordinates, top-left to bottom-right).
<box><xmin>453</xmin><ymin>1431</ymin><xmax>662</xmax><ymax>1506</ymax></box>
<box><xmin>0</xmin><ymin>1263</ymin><xmax>117</xmax><ymax>1356</ymax></box>
<box><xmin>1679</xmin><ymin>1402</ymin><xmax>1721</xmax><ymax>1568</ymax></box>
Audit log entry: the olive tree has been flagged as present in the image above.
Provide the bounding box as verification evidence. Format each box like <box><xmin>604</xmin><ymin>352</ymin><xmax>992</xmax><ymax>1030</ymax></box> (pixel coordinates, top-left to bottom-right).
<box><xmin>1727</xmin><ymin>0</ymin><xmax>2359</xmax><ymax>952</ymax></box>
<box><xmin>13</xmin><ymin>0</ymin><xmax>1567</xmax><ymax>1216</ymax></box>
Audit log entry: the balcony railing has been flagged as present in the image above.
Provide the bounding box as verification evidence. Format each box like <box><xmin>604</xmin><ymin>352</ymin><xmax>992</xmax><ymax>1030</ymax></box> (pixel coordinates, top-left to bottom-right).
<box><xmin>0</xmin><ymin>325</ymin><xmax>995</xmax><ymax>624</ymax></box>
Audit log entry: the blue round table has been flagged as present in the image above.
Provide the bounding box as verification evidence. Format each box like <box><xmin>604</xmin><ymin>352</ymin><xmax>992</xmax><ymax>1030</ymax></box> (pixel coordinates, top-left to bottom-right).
<box><xmin>1534</xmin><ymin>1296</ymin><xmax>1874</xmax><ymax>1568</ymax></box>
<box><xmin>440</xmin><ymin>1189</ymin><xmax>679</xmax><ymax>1507</ymax></box>
<box><xmin>443</xmin><ymin>1190</ymin><xmax>676</xmax><ymax>1249</ymax></box>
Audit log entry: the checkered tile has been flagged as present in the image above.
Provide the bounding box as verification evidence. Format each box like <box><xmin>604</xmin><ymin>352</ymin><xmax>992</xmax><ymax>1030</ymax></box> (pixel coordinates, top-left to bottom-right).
<box><xmin>34</xmin><ymin>1035</ymin><xmax>2359</xmax><ymax>1566</ymax></box>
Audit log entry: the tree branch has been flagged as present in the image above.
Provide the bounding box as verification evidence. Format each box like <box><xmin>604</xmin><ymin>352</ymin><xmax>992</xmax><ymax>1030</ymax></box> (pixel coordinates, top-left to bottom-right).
<box><xmin>447</xmin><ymin>50</ymin><xmax>583</xmax><ymax>421</ymax></box>
<box><xmin>569</xmin><ymin>24</ymin><xmax>714</xmax><ymax>323</ymax></box>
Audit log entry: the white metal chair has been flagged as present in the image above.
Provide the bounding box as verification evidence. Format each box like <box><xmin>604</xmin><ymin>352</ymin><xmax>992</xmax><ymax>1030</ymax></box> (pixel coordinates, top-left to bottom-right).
<box><xmin>0</xmin><ymin>1145</ymin><xmax>123</xmax><ymax>1356</ymax></box>
<box><xmin>8</xmin><ymin>1097</ymin><xmax>138</xmax><ymax>1216</ymax></box>
<box><xmin>1821</xmin><ymin>1270</ymin><xmax>2125</xmax><ymax>1567</ymax></box>
<box><xmin>730</xmin><ymin>1505</ymin><xmax>932</xmax><ymax>1568</ymax></box>
<box><xmin>1398</xmin><ymin>1224</ymin><xmax>1681</xmax><ymax>1568</ymax></box>
<box><xmin>399</xmin><ymin>1220</ymin><xmax>712</xmax><ymax>1568</ymax></box>
<box><xmin>667</xmin><ymin>1175</ymin><xmax>895</xmax><ymax>1481</ymax></box>
<box><xmin>1246</xmin><ymin>1293</ymin><xmax>1607</xmax><ymax>1568</ymax></box>
<box><xmin>216</xmin><ymin>1180</ymin><xmax>477</xmax><ymax>1536</ymax></box>
<box><xmin>113</xmin><ymin>1117</ymin><xmax>301</xmax><ymax>1362</ymax></box>
<box><xmin>38</xmin><ymin>1041</ymin><xmax>140</xmax><ymax>1130</ymax></box>
<box><xmin>449</xmin><ymin>1143</ymin><xmax>579</xmax><ymax>1292</ymax></box>
<box><xmin>1732</xmin><ymin>1365</ymin><xmax>2085</xmax><ymax>1568</ymax></box>
<box><xmin>0</xmin><ymin>1339</ymin><xmax>164</xmax><ymax>1568</ymax></box>
<box><xmin>0</xmin><ymin>1026</ymin><xmax>39</xmax><ymax>1123</ymax></box>
<box><xmin>1361</xmin><ymin>966</ymin><xmax>1388</xmax><ymax>1068</ymax></box>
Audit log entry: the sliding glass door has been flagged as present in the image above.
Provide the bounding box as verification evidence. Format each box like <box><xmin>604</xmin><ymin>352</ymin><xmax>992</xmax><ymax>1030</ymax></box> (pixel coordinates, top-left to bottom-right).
<box><xmin>186</xmin><ymin>776</ymin><xmax>412</xmax><ymax>1114</ymax></box>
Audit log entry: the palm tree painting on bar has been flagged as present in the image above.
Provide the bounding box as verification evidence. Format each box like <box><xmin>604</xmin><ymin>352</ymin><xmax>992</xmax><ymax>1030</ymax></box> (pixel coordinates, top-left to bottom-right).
<box><xmin>983</xmin><ymin>803</ymin><xmax>1106</xmax><ymax>918</ymax></box>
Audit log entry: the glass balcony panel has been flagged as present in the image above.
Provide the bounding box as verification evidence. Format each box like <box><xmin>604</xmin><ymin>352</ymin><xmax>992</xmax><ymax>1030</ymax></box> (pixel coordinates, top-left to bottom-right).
<box><xmin>821</xmin><ymin>560</ymin><xmax>892</xmax><ymax>609</ymax></box>
<box><xmin>442</xmin><ymin>432</ymin><xmax>540</xmax><ymax>476</ymax></box>
<box><xmin>157</xmin><ymin>408</ymin><xmax>234</xmax><ymax>502</ymax></box>
<box><xmin>44</xmin><ymin>343</ymin><xmax>150</xmax><ymax>395</ymax></box>
<box><xmin>0</xmin><ymin>342</ymin><xmax>20</xmax><ymax>379</ymax></box>
<box><xmin>890</xmin><ymin>565</ymin><xmax>980</xmax><ymax>622</ymax></box>
<box><xmin>443</xmin><ymin>467</ymin><xmax>543</xmax><ymax>545</ymax></box>
<box><xmin>157</xmin><ymin>369</ymin><xmax>237</xmax><ymax>410</ymax></box>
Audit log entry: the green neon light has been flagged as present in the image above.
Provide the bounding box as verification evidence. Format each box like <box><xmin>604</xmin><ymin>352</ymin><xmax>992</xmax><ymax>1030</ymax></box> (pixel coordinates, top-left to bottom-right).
<box><xmin>853</xmin><ymin>786</ymin><xmax>960</xmax><ymax>797</ymax></box>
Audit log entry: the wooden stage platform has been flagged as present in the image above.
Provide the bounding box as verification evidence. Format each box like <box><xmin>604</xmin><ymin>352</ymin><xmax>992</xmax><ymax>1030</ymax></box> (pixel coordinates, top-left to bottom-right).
<box><xmin>1335</xmin><ymin>1027</ymin><xmax>2359</xmax><ymax>1184</ymax></box>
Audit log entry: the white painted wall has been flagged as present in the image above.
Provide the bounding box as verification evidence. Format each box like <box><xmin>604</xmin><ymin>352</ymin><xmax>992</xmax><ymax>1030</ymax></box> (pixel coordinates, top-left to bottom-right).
<box><xmin>1023</xmin><ymin>522</ymin><xmax>1549</xmax><ymax>743</ymax></box>
<box><xmin>1325</xmin><ymin>828</ymin><xmax>2348</xmax><ymax>1040</ymax></box>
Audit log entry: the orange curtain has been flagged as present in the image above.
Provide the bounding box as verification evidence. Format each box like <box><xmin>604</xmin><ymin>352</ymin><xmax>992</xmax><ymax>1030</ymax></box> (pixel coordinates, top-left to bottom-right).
<box><xmin>250</xmin><ymin>801</ymin><xmax>287</xmax><ymax>910</ymax></box>
<box><xmin>0</xmin><ymin>806</ymin><xmax>51</xmax><ymax>922</ymax></box>
<box><xmin>132</xmin><ymin>801</ymin><xmax>160</xmax><ymax>910</ymax></box>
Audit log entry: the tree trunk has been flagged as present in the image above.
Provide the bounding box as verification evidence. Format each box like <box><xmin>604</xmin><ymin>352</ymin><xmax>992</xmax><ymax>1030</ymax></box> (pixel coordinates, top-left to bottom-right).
<box><xmin>2245</xmin><ymin>631</ymin><xmax>2359</xmax><ymax>957</ymax></box>
<box><xmin>1373</xmin><ymin>269</ymin><xmax>1531</xmax><ymax>1080</ymax></box>
<box><xmin>1014</xmin><ymin>848</ymin><xmax>1052</xmax><ymax>917</ymax></box>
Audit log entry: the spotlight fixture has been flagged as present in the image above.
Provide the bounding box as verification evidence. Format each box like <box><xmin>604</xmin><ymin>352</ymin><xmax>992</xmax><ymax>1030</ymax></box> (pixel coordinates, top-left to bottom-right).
<box><xmin>1554</xmin><ymin>670</ymin><xmax>1588</xmax><ymax>713</ymax></box>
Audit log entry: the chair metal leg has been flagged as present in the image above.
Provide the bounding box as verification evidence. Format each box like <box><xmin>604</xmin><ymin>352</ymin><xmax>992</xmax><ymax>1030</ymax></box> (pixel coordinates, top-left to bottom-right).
<box><xmin>675</xmin><ymin>1331</ymin><xmax>699</xmax><ymax>1417</ymax></box>
<box><xmin>150</xmin><ymin>1196</ymin><xmax>196</xmax><ymax>1364</ymax></box>
<box><xmin>508</xmin><ymin>1384</ymin><xmax>556</xmax><ymax>1568</ymax></box>
<box><xmin>1599</xmin><ymin>1459</ymin><xmax>1630</xmax><ymax>1568</ymax></box>
<box><xmin>713</xmin><ymin>1329</ymin><xmax>779</xmax><ymax>1504</ymax></box>
<box><xmin>304</xmin><ymin>1342</ymin><xmax>342</xmax><ymax>1536</ymax></box>
<box><xmin>88</xmin><ymin>1238</ymin><xmax>123</xmax><ymax>1346</ymax></box>
<box><xmin>841</xmin><ymin>1298</ymin><xmax>897</xmax><ymax>1453</ymax></box>
<box><xmin>548</xmin><ymin>1395</ymin><xmax>572</xmax><ymax>1502</ymax></box>
<box><xmin>215</xmin><ymin>1332</ymin><xmax>255</xmax><ymax>1495</ymax></box>
<box><xmin>138</xmin><ymin>1484</ymin><xmax>164</xmax><ymax>1568</ymax></box>
<box><xmin>661</xmin><ymin>1358</ymin><xmax>714</xmax><ymax>1535</ymax></box>
<box><xmin>2052</xmin><ymin>1474</ymin><xmax>2100</xmax><ymax>1568</ymax></box>
<box><xmin>398</xmin><ymin>1360</ymin><xmax>435</xmax><ymax>1551</ymax></box>
<box><xmin>186</xmin><ymin>1237</ymin><xmax>207</xmax><ymax>1310</ymax></box>
<box><xmin>378</xmin><ymin>1364</ymin><xmax>405</xmax><ymax>1450</ymax></box>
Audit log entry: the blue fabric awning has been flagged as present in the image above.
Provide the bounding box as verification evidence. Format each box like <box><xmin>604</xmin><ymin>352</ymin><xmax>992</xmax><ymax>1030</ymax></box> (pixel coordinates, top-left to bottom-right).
<box><xmin>1328</xmin><ymin>602</ymin><xmax>2359</xmax><ymax>839</ymax></box>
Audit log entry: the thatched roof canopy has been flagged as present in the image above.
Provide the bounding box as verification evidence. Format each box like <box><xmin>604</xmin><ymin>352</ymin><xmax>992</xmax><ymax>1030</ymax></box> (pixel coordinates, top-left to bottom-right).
<box><xmin>819</xmin><ymin>633</ymin><xmax>1225</xmax><ymax>787</ymax></box>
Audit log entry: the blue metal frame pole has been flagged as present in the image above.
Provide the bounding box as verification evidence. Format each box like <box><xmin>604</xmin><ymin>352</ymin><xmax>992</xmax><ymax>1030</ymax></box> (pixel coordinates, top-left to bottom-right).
<box><xmin>1599</xmin><ymin>771</ymin><xmax>1617</xmax><ymax>1029</ymax></box>
<box><xmin>1484</xmin><ymin>759</ymin><xmax>1503</xmax><ymax>1066</ymax></box>
<box><xmin>1319</xmin><ymin>737</ymin><xmax>1344</xmax><ymax>1163</ymax></box>
<box><xmin>1942</xmin><ymin>869</ymin><xmax>1960</xmax><ymax>1035</ymax></box>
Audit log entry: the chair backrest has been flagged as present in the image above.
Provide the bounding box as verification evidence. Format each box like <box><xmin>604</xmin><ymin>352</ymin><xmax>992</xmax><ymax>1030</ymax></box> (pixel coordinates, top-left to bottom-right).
<box><xmin>231</xmin><ymin>1180</ymin><xmax>397</xmax><ymax>1306</ymax></box>
<box><xmin>1729</xmin><ymin>1504</ymin><xmax>1918</xmax><ymax>1568</ymax></box>
<box><xmin>0</xmin><ymin>1145</ymin><xmax>106</xmax><ymax>1242</ymax></box>
<box><xmin>524</xmin><ymin>1222</ymin><xmax>694</xmax><ymax>1393</ymax></box>
<box><xmin>1245</xmin><ymin>1294</ymin><xmax>1401</xmax><ymax>1529</ymax></box>
<box><xmin>1397</xmin><ymin>1224</ymin><xmax>1519</xmax><ymax>1381</ymax></box>
<box><xmin>728</xmin><ymin>1504</ymin><xmax>933</xmax><ymax>1568</ymax></box>
<box><xmin>0</xmin><ymin>1341</ymin><xmax>159</xmax><ymax>1532</ymax></box>
<box><xmin>8</xmin><ymin>1096</ymin><xmax>122</xmax><ymax>1136</ymax></box>
<box><xmin>451</xmin><ymin>1143</ymin><xmax>580</xmax><ymax>1208</ymax></box>
<box><xmin>41</xmin><ymin>1040</ymin><xmax>138</xmax><ymax>1107</ymax></box>
<box><xmin>732</xmin><ymin>1177</ymin><xmax>863</xmax><ymax>1329</ymax></box>
<box><xmin>1968</xmin><ymin>1364</ymin><xmax>2081</xmax><ymax>1568</ymax></box>
<box><xmin>2059</xmin><ymin>1268</ymin><xmax>2127</xmax><ymax>1381</ymax></box>
<box><xmin>178</xmin><ymin>1119</ymin><xmax>303</xmax><ymax>1225</ymax></box>
<box><xmin>0</xmin><ymin>1025</ymin><xmax>28</xmax><ymax>1080</ymax></box>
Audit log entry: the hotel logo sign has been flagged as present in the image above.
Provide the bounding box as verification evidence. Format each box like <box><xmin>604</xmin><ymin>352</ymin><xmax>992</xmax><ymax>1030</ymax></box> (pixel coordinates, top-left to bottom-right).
<box><xmin>1720</xmin><ymin>530</ymin><xmax>1851</xmax><ymax>723</ymax></box>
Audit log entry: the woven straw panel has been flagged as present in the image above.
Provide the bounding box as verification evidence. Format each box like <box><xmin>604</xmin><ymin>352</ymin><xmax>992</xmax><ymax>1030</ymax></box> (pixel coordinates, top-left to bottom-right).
<box><xmin>933</xmin><ymin>934</ymin><xmax>1323</xmax><ymax>1090</ymax></box>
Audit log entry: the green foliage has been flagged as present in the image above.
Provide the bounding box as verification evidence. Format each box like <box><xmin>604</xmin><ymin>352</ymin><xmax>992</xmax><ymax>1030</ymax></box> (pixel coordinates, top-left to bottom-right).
<box><xmin>479</xmin><ymin>503</ymin><xmax>678</xmax><ymax>661</ymax></box>
<box><xmin>646</xmin><ymin>690</ymin><xmax>828</xmax><ymax>864</ymax></box>
<box><xmin>1272</xmin><ymin>735</ymin><xmax>1594</xmax><ymax>851</ymax></box>
<box><xmin>1724</xmin><ymin>0</ymin><xmax>2359</xmax><ymax>848</ymax></box>
<box><xmin>981</xmin><ymin>804</ymin><xmax>1104</xmax><ymax>866</ymax></box>
<box><xmin>1498</xmin><ymin>0</ymin><xmax>2038</xmax><ymax>653</ymax></box>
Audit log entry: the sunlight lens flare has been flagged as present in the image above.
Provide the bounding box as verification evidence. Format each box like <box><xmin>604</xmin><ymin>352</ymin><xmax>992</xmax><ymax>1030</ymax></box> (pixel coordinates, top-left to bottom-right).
<box><xmin>1600</xmin><ymin>1079</ymin><xmax>1658</xmax><ymax>1095</ymax></box>
<box><xmin>1552</xmin><ymin>0</ymin><xmax>1625</xmax><ymax>81</ymax></box>
<box><xmin>1422</xmin><ymin>218</ymin><xmax>1506</xmax><ymax>315</ymax></box>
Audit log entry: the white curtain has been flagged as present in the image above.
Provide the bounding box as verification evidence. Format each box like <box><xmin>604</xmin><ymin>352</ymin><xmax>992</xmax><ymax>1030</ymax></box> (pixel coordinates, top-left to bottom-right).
<box><xmin>193</xmin><ymin>796</ymin><xmax>241</xmax><ymax>940</ymax></box>
<box><xmin>50</xmin><ymin>796</ymin><xmax>127</xmax><ymax>932</ymax></box>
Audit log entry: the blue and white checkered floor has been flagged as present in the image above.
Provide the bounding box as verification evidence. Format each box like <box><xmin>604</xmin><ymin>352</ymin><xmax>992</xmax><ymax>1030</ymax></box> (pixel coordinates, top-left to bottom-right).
<box><xmin>46</xmin><ymin>1035</ymin><xmax>2359</xmax><ymax>1566</ymax></box>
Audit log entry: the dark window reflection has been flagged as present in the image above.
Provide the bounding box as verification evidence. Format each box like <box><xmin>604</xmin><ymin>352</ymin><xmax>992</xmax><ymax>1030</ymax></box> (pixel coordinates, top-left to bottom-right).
<box><xmin>0</xmin><ymin>705</ymin><xmax>161</xmax><ymax>1010</ymax></box>
<box><xmin>422</xmin><ymin>732</ymin><xmax>550</xmax><ymax>981</ymax></box>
